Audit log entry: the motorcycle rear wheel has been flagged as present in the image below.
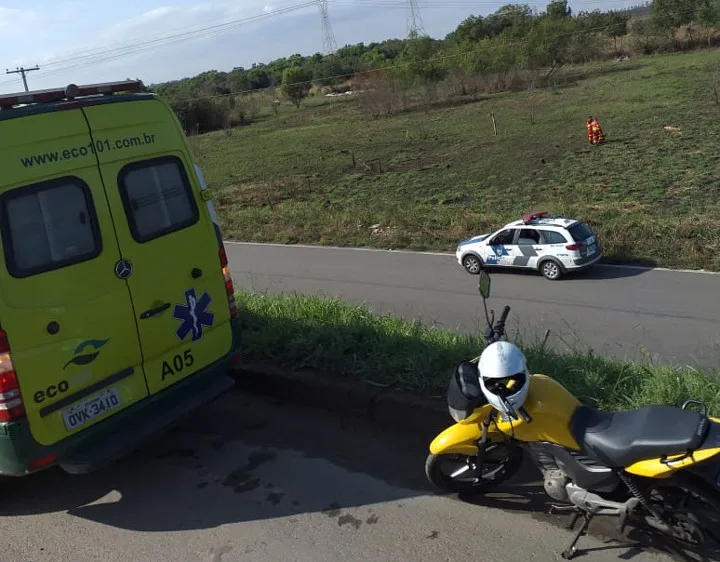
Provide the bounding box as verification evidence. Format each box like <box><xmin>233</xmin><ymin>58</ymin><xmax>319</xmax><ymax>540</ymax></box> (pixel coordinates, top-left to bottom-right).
<box><xmin>645</xmin><ymin>482</ymin><xmax>720</xmax><ymax>548</ymax></box>
<box><xmin>425</xmin><ymin>441</ymin><xmax>524</xmax><ymax>495</ymax></box>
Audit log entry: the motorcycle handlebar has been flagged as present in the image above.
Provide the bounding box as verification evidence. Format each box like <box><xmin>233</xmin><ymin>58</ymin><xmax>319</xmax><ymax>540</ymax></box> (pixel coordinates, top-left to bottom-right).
<box><xmin>485</xmin><ymin>305</ymin><xmax>511</xmax><ymax>344</ymax></box>
<box><xmin>499</xmin><ymin>305</ymin><xmax>510</xmax><ymax>325</ymax></box>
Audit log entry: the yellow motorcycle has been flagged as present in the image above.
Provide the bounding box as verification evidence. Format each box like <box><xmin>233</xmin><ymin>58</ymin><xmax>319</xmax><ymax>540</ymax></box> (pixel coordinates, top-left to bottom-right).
<box><xmin>425</xmin><ymin>270</ymin><xmax>720</xmax><ymax>560</ymax></box>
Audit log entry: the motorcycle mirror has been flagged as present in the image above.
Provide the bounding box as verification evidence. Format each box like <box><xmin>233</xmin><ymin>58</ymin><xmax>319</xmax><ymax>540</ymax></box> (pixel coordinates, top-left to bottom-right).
<box><xmin>478</xmin><ymin>270</ymin><xmax>491</xmax><ymax>299</ymax></box>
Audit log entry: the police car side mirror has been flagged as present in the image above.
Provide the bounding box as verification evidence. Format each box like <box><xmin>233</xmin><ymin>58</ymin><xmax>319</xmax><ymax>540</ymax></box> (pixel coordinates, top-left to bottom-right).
<box><xmin>478</xmin><ymin>270</ymin><xmax>491</xmax><ymax>299</ymax></box>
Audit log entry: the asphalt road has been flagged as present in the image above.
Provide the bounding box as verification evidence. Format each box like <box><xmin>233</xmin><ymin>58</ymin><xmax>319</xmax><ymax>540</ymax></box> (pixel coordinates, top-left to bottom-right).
<box><xmin>226</xmin><ymin>242</ymin><xmax>720</xmax><ymax>370</ymax></box>
<box><xmin>0</xmin><ymin>389</ymin><xmax>688</xmax><ymax>562</ymax></box>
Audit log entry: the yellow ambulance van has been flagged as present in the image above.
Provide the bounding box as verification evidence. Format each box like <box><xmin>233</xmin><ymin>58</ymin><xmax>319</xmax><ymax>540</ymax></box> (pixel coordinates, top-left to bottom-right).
<box><xmin>0</xmin><ymin>80</ymin><xmax>242</xmax><ymax>477</ymax></box>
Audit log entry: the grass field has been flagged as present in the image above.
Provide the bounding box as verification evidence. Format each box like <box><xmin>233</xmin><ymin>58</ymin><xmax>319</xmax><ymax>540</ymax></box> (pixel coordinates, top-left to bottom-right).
<box><xmin>237</xmin><ymin>289</ymin><xmax>720</xmax><ymax>413</ymax></box>
<box><xmin>194</xmin><ymin>50</ymin><xmax>720</xmax><ymax>270</ymax></box>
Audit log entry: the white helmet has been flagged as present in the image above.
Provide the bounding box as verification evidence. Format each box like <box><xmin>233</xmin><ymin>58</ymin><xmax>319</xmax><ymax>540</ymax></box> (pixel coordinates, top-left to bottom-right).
<box><xmin>477</xmin><ymin>341</ymin><xmax>531</xmax><ymax>420</ymax></box>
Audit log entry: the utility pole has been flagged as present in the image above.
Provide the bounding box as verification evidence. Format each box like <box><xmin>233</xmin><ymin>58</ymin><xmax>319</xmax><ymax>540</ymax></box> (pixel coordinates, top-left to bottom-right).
<box><xmin>6</xmin><ymin>65</ymin><xmax>40</xmax><ymax>92</ymax></box>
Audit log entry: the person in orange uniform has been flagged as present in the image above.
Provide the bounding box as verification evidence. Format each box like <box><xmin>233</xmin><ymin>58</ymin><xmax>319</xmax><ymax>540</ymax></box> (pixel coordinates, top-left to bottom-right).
<box><xmin>586</xmin><ymin>117</ymin><xmax>594</xmax><ymax>145</ymax></box>
<box><xmin>591</xmin><ymin>117</ymin><xmax>605</xmax><ymax>145</ymax></box>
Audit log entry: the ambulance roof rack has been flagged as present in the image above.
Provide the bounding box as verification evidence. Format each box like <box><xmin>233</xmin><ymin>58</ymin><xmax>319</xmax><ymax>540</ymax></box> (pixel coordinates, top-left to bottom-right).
<box><xmin>0</xmin><ymin>79</ymin><xmax>144</xmax><ymax>110</ymax></box>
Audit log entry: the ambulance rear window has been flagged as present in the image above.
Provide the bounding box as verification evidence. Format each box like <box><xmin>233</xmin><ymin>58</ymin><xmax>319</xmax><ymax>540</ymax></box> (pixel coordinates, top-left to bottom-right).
<box><xmin>0</xmin><ymin>177</ymin><xmax>101</xmax><ymax>278</ymax></box>
<box><xmin>118</xmin><ymin>156</ymin><xmax>199</xmax><ymax>243</ymax></box>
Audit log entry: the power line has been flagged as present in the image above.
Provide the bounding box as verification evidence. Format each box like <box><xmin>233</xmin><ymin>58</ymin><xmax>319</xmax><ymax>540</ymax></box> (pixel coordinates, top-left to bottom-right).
<box><xmin>5</xmin><ymin>66</ymin><xmax>40</xmax><ymax>92</ymax></box>
<box><xmin>0</xmin><ymin>1</ymin><xmax>318</xmax><ymax>89</ymax></box>
<box><xmin>167</xmin><ymin>10</ymin><xmax>675</xmax><ymax>105</ymax></box>
<box><xmin>0</xmin><ymin>0</ymin><xmax>666</xmax><ymax>92</ymax></box>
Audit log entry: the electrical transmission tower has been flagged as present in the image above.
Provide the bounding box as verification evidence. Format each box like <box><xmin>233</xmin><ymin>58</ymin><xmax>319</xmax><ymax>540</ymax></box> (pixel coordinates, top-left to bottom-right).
<box><xmin>316</xmin><ymin>0</ymin><xmax>337</xmax><ymax>54</ymax></box>
<box><xmin>407</xmin><ymin>0</ymin><xmax>426</xmax><ymax>38</ymax></box>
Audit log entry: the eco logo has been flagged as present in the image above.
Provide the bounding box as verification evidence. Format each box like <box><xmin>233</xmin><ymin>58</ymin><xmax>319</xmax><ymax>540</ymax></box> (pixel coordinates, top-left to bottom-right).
<box><xmin>63</xmin><ymin>339</ymin><xmax>109</xmax><ymax>369</ymax></box>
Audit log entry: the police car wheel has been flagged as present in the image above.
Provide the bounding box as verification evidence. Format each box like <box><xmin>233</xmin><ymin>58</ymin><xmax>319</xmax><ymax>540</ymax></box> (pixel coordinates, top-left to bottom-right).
<box><xmin>462</xmin><ymin>255</ymin><xmax>482</xmax><ymax>275</ymax></box>
<box><xmin>540</xmin><ymin>260</ymin><xmax>562</xmax><ymax>280</ymax></box>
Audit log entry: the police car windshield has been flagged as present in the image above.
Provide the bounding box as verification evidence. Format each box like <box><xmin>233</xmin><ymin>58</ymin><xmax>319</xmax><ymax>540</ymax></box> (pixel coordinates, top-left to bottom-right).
<box><xmin>568</xmin><ymin>222</ymin><xmax>593</xmax><ymax>242</ymax></box>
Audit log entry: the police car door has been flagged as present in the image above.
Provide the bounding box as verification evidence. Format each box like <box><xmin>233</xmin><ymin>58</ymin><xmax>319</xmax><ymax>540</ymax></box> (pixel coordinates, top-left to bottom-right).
<box><xmin>515</xmin><ymin>228</ymin><xmax>544</xmax><ymax>268</ymax></box>
<box><xmin>484</xmin><ymin>228</ymin><xmax>516</xmax><ymax>266</ymax></box>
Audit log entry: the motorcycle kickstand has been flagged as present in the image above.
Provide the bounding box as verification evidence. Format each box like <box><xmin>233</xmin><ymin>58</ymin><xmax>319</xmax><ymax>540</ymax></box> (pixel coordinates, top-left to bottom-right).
<box><xmin>561</xmin><ymin>508</ymin><xmax>596</xmax><ymax>560</ymax></box>
<box><xmin>548</xmin><ymin>505</ymin><xmax>581</xmax><ymax>530</ymax></box>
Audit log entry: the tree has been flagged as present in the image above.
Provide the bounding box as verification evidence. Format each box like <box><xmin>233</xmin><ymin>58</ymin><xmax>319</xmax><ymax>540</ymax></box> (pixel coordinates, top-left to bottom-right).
<box><xmin>547</xmin><ymin>0</ymin><xmax>572</xmax><ymax>19</ymax></box>
<box><xmin>696</xmin><ymin>0</ymin><xmax>720</xmax><ymax>44</ymax></box>
<box><xmin>281</xmin><ymin>66</ymin><xmax>312</xmax><ymax>107</ymax></box>
<box><xmin>604</xmin><ymin>11</ymin><xmax>630</xmax><ymax>49</ymax></box>
<box><xmin>448</xmin><ymin>15</ymin><xmax>488</xmax><ymax>44</ymax></box>
<box><xmin>651</xmin><ymin>0</ymin><xmax>699</xmax><ymax>36</ymax></box>
<box><xmin>397</xmin><ymin>36</ymin><xmax>448</xmax><ymax>85</ymax></box>
<box><xmin>484</xmin><ymin>4</ymin><xmax>535</xmax><ymax>38</ymax></box>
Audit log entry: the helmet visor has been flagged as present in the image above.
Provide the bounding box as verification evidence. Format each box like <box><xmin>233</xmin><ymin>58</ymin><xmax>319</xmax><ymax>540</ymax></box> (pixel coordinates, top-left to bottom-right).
<box><xmin>482</xmin><ymin>372</ymin><xmax>527</xmax><ymax>398</ymax></box>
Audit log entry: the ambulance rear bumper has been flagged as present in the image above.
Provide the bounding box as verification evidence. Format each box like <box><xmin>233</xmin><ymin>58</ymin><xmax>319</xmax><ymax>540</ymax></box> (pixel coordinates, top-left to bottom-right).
<box><xmin>0</xmin><ymin>317</ymin><xmax>242</xmax><ymax>477</ymax></box>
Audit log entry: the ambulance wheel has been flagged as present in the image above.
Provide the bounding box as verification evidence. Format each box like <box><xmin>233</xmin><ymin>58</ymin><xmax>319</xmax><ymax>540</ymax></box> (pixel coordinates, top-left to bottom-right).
<box><xmin>539</xmin><ymin>259</ymin><xmax>563</xmax><ymax>281</ymax></box>
<box><xmin>462</xmin><ymin>255</ymin><xmax>483</xmax><ymax>275</ymax></box>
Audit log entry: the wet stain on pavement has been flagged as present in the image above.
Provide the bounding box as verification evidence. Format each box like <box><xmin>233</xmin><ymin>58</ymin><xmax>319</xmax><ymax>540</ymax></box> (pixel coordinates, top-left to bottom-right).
<box><xmin>245</xmin><ymin>450</ymin><xmax>277</xmax><ymax>471</ymax></box>
<box><xmin>366</xmin><ymin>514</ymin><xmax>380</xmax><ymax>524</ymax></box>
<box><xmin>210</xmin><ymin>543</ymin><xmax>232</xmax><ymax>562</ymax></box>
<box><xmin>222</xmin><ymin>469</ymin><xmax>262</xmax><ymax>494</ymax></box>
<box><xmin>338</xmin><ymin>514</ymin><xmax>362</xmax><ymax>529</ymax></box>
<box><xmin>266</xmin><ymin>492</ymin><xmax>285</xmax><ymax>505</ymax></box>
<box><xmin>322</xmin><ymin>501</ymin><xmax>366</xmax><ymax>529</ymax></box>
<box><xmin>322</xmin><ymin>502</ymin><xmax>342</xmax><ymax>517</ymax></box>
<box><xmin>221</xmin><ymin>449</ymin><xmax>278</xmax><ymax>494</ymax></box>
<box><xmin>238</xmin><ymin>477</ymin><xmax>261</xmax><ymax>494</ymax></box>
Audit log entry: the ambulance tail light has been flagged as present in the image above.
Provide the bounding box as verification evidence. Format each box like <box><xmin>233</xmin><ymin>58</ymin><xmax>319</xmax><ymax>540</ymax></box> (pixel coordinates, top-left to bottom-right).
<box><xmin>565</xmin><ymin>243</ymin><xmax>584</xmax><ymax>251</ymax></box>
<box><xmin>219</xmin><ymin>246</ymin><xmax>237</xmax><ymax>318</ymax></box>
<box><xmin>0</xmin><ymin>330</ymin><xmax>25</xmax><ymax>423</ymax></box>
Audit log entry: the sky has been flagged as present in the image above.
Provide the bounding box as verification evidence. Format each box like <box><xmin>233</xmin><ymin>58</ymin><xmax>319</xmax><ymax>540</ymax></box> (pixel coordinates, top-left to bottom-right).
<box><xmin>0</xmin><ymin>0</ymin><xmax>638</xmax><ymax>94</ymax></box>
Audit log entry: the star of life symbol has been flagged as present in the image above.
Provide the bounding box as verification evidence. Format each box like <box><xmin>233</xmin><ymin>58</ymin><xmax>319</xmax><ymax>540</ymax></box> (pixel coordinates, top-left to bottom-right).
<box><xmin>173</xmin><ymin>288</ymin><xmax>215</xmax><ymax>341</ymax></box>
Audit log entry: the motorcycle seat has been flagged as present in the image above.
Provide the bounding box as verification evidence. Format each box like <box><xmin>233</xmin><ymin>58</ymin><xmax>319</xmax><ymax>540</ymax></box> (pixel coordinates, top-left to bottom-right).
<box><xmin>569</xmin><ymin>404</ymin><xmax>711</xmax><ymax>468</ymax></box>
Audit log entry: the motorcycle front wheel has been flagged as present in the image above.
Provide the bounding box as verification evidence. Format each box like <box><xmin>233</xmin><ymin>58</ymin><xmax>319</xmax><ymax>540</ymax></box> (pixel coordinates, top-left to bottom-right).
<box><xmin>425</xmin><ymin>441</ymin><xmax>524</xmax><ymax>495</ymax></box>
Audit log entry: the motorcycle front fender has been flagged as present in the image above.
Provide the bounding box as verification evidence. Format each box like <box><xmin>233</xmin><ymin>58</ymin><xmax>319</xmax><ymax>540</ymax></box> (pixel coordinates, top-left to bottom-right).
<box><xmin>429</xmin><ymin>405</ymin><xmax>504</xmax><ymax>456</ymax></box>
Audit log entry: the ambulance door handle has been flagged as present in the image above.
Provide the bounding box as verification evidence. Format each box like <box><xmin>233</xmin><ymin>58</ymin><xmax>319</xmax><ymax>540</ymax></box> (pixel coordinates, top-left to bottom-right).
<box><xmin>191</xmin><ymin>267</ymin><xmax>203</xmax><ymax>278</ymax></box>
<box><xmin>140</xmin><ymin>302</ymin><xmax>171</xmax><ymax>319</ymax></box>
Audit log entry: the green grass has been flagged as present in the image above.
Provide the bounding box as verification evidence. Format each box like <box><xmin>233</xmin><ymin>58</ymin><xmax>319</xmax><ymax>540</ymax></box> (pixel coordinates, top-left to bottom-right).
<box><xmin>237</xmin><ymin>289</ymin><xmax>720</xmax><ymax>414</ymax></box>
<box><xmin>194</xmin><ymin>50</ymin><xmax>720</xmax><ymax>270</ymax></box>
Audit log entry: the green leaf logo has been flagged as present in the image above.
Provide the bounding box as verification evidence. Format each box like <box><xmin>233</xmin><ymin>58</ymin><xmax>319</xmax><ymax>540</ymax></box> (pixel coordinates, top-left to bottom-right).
<box><xmin>63</xmin><ymin>339</ymin><xmax>109</xmax><ymax>369</ymax></box>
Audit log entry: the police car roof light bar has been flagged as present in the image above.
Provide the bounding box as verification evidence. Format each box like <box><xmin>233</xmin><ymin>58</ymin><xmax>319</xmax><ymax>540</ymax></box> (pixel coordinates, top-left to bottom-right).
<box><xmin>522</xmin><ymin>211</ymin><xmax>549</xmax><ymax>224</ymax></box>
<box><xmin>0</xmin><ymin>80</ymin><xmax>144</xmax><ymax>110</ymax></box>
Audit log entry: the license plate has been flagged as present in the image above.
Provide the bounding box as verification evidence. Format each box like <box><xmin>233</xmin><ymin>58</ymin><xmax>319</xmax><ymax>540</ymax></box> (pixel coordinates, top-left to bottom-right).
<box><xmin>62</xmin><ymin>387</ymin><xmax>121</xmax><ymax>431</ymax></box>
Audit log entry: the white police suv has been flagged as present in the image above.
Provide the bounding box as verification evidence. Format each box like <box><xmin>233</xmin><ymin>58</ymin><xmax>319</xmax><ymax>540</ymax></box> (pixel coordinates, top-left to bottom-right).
<box><xmin>455</xmin><ymin>211</ymin><xmax>602</xmax><ymax>280</ymax></box>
